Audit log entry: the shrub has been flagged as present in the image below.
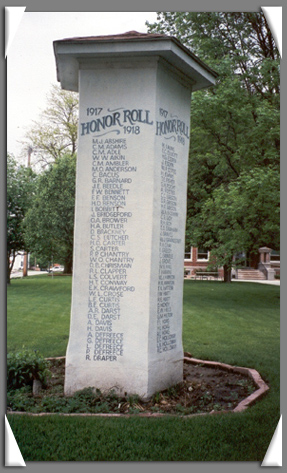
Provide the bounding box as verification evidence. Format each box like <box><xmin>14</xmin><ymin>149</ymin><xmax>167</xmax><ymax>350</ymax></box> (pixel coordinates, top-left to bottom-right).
<box><xmin>7</xmin><ymin>386</ymin><xmax>35</xmax><ymax>412</ymax></box>
<box><xmin>206</xmin><ymin>264</ymin><xmax>218</xmax><ymax>273</ymax></box>
<box><xmin>7</xmin><ymin>349</ymin><xmax>51</xmax><ymax>391</ymax></box>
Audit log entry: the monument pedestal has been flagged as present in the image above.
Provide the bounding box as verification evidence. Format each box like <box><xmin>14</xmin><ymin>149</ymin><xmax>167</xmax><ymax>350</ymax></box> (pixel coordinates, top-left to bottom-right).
<box><xmin>54</xmin><ymin>31</ymin><xmax>217</xmax><ymax>399</ymax></box>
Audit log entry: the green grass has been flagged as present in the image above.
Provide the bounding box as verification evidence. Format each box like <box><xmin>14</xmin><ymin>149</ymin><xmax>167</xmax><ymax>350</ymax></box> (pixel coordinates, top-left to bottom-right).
<box><xmin>183</xmin><ymin>281</ymin><xmax>280</xmax><ymax>380</ymax></box>
<box><xmin>7</xmin><ymin>277</ymin><xmax>280</xmax><ymax>461</ymax></box>
<box><xmin>7</xmin><ymin>411</ymin><xmax>277</xmax><ymax>461</ymax></box>
<box><xmin>7</xmin><ymin>275</ymin><xmax>71</xmax><ymax>357</ymax></box>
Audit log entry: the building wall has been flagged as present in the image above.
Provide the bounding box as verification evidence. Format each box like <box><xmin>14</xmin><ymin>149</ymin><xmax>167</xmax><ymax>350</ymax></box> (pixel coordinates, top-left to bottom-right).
<box><xmin>184</xmin><ymin>247</ymin><xmax>280</xmax><ymax>280</ymax></box>
<box><xmin>184</xmin><ymin>247</ymin><xmax>224</xmax><ymax>278</ymax></box>
<box><xmin>11</xmin><ymin>252</ymin><xmax>31</xmax><ymax>272</ymax></box>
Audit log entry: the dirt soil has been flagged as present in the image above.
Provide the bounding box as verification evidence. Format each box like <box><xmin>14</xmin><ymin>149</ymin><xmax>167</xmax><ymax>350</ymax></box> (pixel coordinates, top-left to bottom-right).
<box><xmin>44</xmin><ymin>357</ymin><xmax>256</xmax><ymax>415</ymax></box>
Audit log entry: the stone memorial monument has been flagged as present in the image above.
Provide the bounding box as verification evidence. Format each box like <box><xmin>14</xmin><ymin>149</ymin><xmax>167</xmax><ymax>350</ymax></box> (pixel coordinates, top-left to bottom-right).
<box><xmin>53</xmin><ymin>31</ymin><xmax>217</xmax><ymax>399</ymax></box>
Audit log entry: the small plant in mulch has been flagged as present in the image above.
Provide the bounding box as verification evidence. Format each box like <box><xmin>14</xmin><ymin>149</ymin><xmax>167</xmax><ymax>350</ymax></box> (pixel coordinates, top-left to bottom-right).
<box><xmin>7</xmin><ymin>350</ymin><xmax>51</xmax><ymax>391</ymax></box>
<box><xmin>7</xmin><ymin>357</ymin><xmax>257</xmax><ymax>416</ymax></box>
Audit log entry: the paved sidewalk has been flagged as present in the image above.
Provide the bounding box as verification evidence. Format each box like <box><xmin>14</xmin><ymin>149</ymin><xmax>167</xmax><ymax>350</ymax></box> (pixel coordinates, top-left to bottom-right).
<box><xmin>11</xmin><ymin>271</ymin><xmax>280</xmax><ymax>286</ymax></box>
<box><xmin>232</xmin><ymin>279</ymin><xmax>280</xmax><ymax>286</ymax></box>
<box><xmin>10</xmin><ymin>270</ymin><xmax>49</xmax><ymax>279</ymax></box>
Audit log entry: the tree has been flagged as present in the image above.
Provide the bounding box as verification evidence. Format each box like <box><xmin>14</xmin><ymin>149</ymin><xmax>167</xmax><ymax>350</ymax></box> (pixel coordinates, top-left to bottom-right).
<box><xmin>22</xmin><ymin>84</ymin><xmax>78</xmax><ymax>168</ymax></box>
<box><xmin>7</xmin><ymin>154</ymin><xmax>36</xmax><ymax>284</ymax></box>
<box><xmin>188</xmin><ymin>168</ymin><xmax>280</xmax><ymax>282</ymax></box>
<box><xmin>147</xmin><ymin>13</ymin><xmax>280</xmax><ymax>281</ymax></box>
<box><xmin>24</xmin><ymin>154</ymin><xmax>76</xmax><ymax>274</ymax></box>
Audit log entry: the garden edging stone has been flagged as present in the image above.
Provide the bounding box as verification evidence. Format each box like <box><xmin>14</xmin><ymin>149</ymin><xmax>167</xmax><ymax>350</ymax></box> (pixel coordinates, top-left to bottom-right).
<box><xmin>7</xmin><ymin>355</ymin><xmax>269</xmax><ymax>418</ymax></box>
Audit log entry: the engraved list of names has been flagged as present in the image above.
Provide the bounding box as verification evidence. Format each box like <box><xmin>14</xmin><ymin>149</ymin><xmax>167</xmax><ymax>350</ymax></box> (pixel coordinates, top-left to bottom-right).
<box><xmin>157</xmin><ymin>142</ymin><xmax>180</xmax><ymax>354</ymax></box>
<box><xmin>86</xmin><ymin>135</ymin><xmax>136</xmax><ymax>363</ymax></box>
<box><xmin>156</xmin><ymin>108</ymin><xmax>189</xmax><ymax>355</ymax></box>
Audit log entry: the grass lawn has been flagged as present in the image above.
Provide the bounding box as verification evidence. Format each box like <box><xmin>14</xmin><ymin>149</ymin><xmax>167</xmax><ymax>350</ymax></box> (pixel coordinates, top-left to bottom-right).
<box><xmin>7</xmin><ymin>276</ymin><xmax>280</xmax><ymax>461</ymax></box>
<box><xmin>7</xmin><ymin>274</ymin><xmax>71</xmax><ymax>357</ymax></box>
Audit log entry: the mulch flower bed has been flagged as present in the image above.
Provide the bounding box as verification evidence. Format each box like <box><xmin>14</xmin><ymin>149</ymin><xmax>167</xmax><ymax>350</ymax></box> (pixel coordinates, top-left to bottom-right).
<box><xmin>8</xmin><ymin>356</ymin><xmax>264</xmax><ymax>416</ymax></box>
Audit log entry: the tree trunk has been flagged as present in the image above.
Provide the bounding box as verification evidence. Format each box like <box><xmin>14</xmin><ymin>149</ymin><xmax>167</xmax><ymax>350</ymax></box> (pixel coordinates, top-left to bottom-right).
<box><xmin>7</xmin><ymin>251</ymin><xmax>15</xmax><ymax>285</ymax></box>
<box><xmin>7</xmin><ymin>261</ymin><xmax>11</xmax><ymax>285</ymax></box>
<box><xmin>64</xmin><ymin>256</ymin><xmax>73</xmax><ymax>274</ymax></box>
<box><xmin>223</xmin><ymin>264</ymin><xmax>232</xmax><ymax>283</ymax></box>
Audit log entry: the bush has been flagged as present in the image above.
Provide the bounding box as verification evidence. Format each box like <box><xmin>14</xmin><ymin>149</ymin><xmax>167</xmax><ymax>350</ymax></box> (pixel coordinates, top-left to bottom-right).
<box><xmin>206</xmin><ymin>264</ymin><xmax>218</xmax><ymax>273</ymax></box>
<box><xmin>7</xmin><ymin>386</ymin><xmax>35</xmax><ymax>412</ymax></box>
<box><xmin>7</xmin><ymin>349</ymin><xmax>51</xmax><ymax>390</ymax></box>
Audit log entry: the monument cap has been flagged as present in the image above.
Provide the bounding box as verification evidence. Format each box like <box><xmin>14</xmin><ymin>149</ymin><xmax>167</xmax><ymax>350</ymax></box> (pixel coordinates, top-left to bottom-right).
<box><xmin>53</xmin><ymin>30</ymin><xmax>218</xmax><ymax>92</ymax></box>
